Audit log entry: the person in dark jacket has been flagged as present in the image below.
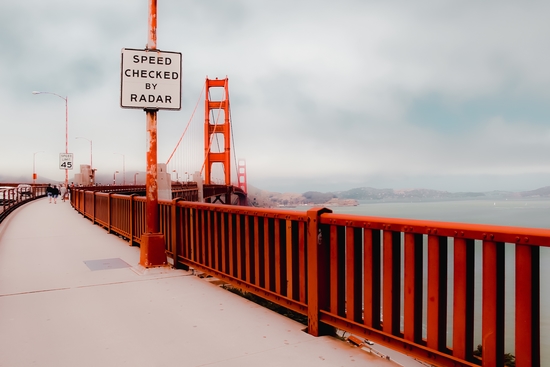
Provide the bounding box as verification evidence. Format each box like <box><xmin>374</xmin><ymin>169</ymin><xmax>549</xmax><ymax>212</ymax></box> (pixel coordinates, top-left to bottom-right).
<box><xmin>46</xmin><ymin>184</ymin><xmax>53</xmax><ymax>203</ymax></box>
<box><xmin>51</xmin><ymin>185</ymin><xmax>60</xmax><ymax>204</ymax></box>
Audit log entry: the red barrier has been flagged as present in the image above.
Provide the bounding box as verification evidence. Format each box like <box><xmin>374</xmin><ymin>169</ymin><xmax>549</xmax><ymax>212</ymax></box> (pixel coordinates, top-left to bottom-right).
<box><xmin>71</xmin><ymin>187</ymin><xmax>545</xmax><ymax>367</ymax></box>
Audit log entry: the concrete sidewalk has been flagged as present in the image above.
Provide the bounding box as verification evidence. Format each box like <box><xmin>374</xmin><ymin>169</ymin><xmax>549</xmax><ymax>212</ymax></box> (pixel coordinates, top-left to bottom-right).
<box><xmin>0</xmin><ymin>198</ymin><xmax>396</xmax><ymax>367</ymax></box>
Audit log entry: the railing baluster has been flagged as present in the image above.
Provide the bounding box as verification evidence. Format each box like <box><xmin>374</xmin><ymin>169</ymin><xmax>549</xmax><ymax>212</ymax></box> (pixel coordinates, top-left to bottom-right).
<box><xmin>263</xmin><ymin>217</ymin><xmax>271</xmax><ymax>291</ymax></box>
<box><xmin>286</xmin><ymin>220</ymin><xmax>293</xmax><ymax>300</ymax></box>
<box><xmin>453</xmin><ymin>238</ymin><xmax>474</xmax><ymax>360</ymax></box>
<box><xmin>404</xmin><ymin>232</ymin><xmax>423</xmax><ymax>343</ymax></box>
<box><xmin>383</xmin><ymin>229</ymin><xmax>401</xmax><ymax>336</ymax></box>
<box><xmin>298</xmin><ymin>221</ymin><xmax>306</xmax><ymax>303</ymax></box>
<box><xmin>427</xmin><ymin>234</ymin><xmax>448</xmax><ymax>351</ymax></box>
<box><xmin>516</xmin><ymin>244</ymin><xmax>540</xmax><ymax>367</ymax></box>
<box><xmin>364</xmin><ymin>228</ymin><xmax>381</xmax><ymax>329</ymax></box>
<box><xmin>482</xmin><ymin>240</ymin><xmax>505</xmax><ymax>366</ymax></box>
<box><xmin>274</xmin><ymin>219</ymin><xmax>281</xmax><ymax>294</ymax></box>
<box><xmin>346</xmin><ymin>226</ymin><xmax>362</xmax><ymax>323</ymax></box>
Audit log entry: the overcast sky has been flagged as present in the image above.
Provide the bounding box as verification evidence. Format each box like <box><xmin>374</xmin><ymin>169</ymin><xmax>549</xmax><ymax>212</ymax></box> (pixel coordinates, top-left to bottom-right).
<box><xmin>2</xmin><ymin>1</ymin><xmax>550</xmax><ymax>193</ymax></box>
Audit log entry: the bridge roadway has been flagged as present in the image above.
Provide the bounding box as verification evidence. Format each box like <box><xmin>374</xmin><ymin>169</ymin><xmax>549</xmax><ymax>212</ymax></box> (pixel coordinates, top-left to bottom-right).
<box><xmin>0</xmin><ymin>198</ymin><xmax>396</xmax><ymax>367</ymax></box>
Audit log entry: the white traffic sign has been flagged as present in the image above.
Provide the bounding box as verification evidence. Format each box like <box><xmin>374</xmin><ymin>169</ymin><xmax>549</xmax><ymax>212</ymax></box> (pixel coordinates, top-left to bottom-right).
<box><xmin>59</xmin><ymin>153</ymin><xmax>74</xmax><ymax>170</ymax></box>
<box><xmin>120</xmin><ymin>48</ymin><xmax>182</xmax><ymax>110</ymax></box>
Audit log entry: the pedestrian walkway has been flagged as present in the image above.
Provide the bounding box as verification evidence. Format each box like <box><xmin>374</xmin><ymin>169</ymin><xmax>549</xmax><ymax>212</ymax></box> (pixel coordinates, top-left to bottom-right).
<box><xmin>0</xmin><ymin>198</ymin><xmax>396</xmax><ymax>367</ymax></box>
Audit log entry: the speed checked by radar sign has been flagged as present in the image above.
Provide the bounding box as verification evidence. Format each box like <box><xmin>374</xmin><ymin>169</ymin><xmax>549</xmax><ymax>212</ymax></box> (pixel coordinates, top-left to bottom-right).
<box><xmin>120</xmin><ymin>48</ymin><xmax>182</xmax><ymax>110</ymax></box>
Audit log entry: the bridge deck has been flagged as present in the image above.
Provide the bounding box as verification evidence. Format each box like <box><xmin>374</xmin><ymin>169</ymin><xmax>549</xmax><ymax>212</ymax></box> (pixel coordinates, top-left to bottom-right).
<box><xmin>0</xmin><ymin>199</ymin><xmax>395</xmax><ymax>367</ymax></box>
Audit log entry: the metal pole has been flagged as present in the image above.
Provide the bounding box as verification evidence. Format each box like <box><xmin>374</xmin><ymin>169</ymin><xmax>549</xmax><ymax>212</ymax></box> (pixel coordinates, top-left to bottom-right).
<box><xmin>32</xmin><ymin>151</ymin><xmax>43</xmax><ymax>185</ymax></box>
<box><xmin>65</xmin><ymin>97</ymin><xmax>69</xmax><ymax>188</ymax></box>
<box><xmin>145</xmin><ymin>0</ymin><xmax>158</xmax><ymax>234</ymax></box>
<box><xmin>139</xmin><ymin>0</ymin><xmax>166</xmax><ymax>268</ymax></box>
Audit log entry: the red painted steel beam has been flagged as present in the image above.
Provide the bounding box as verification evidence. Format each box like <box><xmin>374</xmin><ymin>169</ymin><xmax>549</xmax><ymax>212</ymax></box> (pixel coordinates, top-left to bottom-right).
<box><xmin>482</xmin><ymin>241</ymin><xmax>505</xmax><ymax>367</ymax></box>
<box><xmin>516</xmin><ymin>244</ymin><xmax>540</xmax><ymax>366</ymax></box>
<box><xmin>452</xmin><ymin>238</ymin><xmax>475</xmax><ymax>361</ymax></box>
<box><xmin>427</xmin><ymin>235</ymin><xmax>448</xmax><ymax>351</ymax></box>
<box><xmin>363</xmin><ymin>229</ymin><xmax>381</xmax><ymax>329</ymax></box>
<box><xmin>383</xmin><ymin>229</ymin><xmax>401</xmax><ymax>336</ymax></box>
<box><xmin>404</xmin><ymin>232</ymin><xmax>423</xmax><ymax>343</ymax></box>
<box><xmin>320</xmin><ymin>213</ymin><xmax>550</xmax><ymax>247</ymax></box>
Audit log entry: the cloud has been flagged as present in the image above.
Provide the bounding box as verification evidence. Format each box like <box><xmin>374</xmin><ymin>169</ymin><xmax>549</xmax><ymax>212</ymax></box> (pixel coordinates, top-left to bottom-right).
<box><xmin>2</xmin><ymin>0</ymin><xmax>550</xmax><ymax>192</ymax></box>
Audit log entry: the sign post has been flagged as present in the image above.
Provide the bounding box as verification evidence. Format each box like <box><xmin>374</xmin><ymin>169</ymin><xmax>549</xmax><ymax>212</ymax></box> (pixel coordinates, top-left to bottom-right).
<box><xmin>120</xmin><ymin>0</ymin><xmax>181</xmax><ymax>267</ymax></box>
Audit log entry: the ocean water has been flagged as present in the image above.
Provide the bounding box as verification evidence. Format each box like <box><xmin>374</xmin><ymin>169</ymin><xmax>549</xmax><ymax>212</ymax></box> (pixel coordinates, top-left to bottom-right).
<box><xmin>295</xmin><ymin>198</ymin><xmax>550</xmax><ymax>363</ymax></box>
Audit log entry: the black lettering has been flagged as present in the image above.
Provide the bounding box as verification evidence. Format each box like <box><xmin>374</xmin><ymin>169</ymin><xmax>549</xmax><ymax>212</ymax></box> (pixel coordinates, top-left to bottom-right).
<box><xmin>133</xmin><ymin>55</ymin><xmax>139</xmax><ymax>63</ymax></box>
<box><xmin>172</xmin><ymin>72</ymin><xmax>179</xmax><ymax>80</ymax></box>
<box><xmin>158</xmin><ymin>57</ymin><xmax>164</xmax><ymax>65</ymax></box>
<box><xmin>148</xmin><ymin>95</ymin><xmax>155</xmax><ymax>102</ymax></box>
<box><xmin>164</xmin><ymin>71</ymin><xmax>170</xmax><ymax>79</ymax></box>
<box><xmin>125</xmin><ymin>69</ymin><xmax>131</xmax><ymax>77</ymax></box>
<box><xmin>141</xmin><ymin>56</ymin><xmax>148</xmax><ymax>63</ymax></box>
<box><xmin>139</xmin><ymin>95</ymin><xmax>147</xmax><ymax>102</ymax></box>
<box><xmin>149</xmin><ymin>56</ymin><xmax>155</xmax><ymax>64</ymax></box>
<box><xmin>156</xmin><ymin>95</ymin><xmax>164</xmax><ymax>103</ymax></box>
<box><xmin>156</xmin><ymin>71</ymin><xmax>162</xmax><ymax>78</ymax></box>
<box><xmin>141</xmin><ymin>70</ymin><xmax>147</xmax><ymax>78</ymax></box>
<box><xmin>132</xmin><ymin>70</ymin><xmax>139</xmax><ymax>77</ymax></box>
<box><xmin>149</xmin><ymin>70</ymin><xmax>155</xmax><ymax>78</ymax></box>
<box><xmin>131</xmin><ymin>94</ymin><xmax>137</xmax><ymax>101</ymax></box>
<box><xmin>152</xmin><ymin>83</ymin><xmax>157</xmax><ymax>89</ymax></box>
<box><xmin>165</xmin><ymin>57</ymin><xmax>172</xmax><ymax>65</ymax></box>
<box><xmin>145</xmin><ymin>83</ymin><xmax>151</xmax><ymax>90</ymax></box>
<box><xmin>166</xmin><ymin>96</ymin><xmax>172</xmax><ymax>103</ymax></box>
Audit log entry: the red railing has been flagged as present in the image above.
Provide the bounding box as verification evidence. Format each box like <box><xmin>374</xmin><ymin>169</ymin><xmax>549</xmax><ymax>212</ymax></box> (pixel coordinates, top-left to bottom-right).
<box><xmin>71</xmin><ymin>188</ymin><xmax>545</xmax><ymax>367</ymax></box>
<box><xmin>0</xmin><ymin>184</ymin><xmax>48</xmax><ymax>223</ymax></box>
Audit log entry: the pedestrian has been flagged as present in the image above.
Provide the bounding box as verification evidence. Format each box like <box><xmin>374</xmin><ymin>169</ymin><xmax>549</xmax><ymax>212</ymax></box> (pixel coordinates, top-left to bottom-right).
<box><xmin>51</xmin><ymin>185</ymin><xmax>60</xmax><ymax>204</ymax></box>
<box><xmin>60</xmin><ymin>184</ymin><xmax>67</xmax><ymax>202</ymax></box>
<box><xmin>46</xmin><ymin>184</ymin><xmax>53</xmax><ymax>203</ymax></box>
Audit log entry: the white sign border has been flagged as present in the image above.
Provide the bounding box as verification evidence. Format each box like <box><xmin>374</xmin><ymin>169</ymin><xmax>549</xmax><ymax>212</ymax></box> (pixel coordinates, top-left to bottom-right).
<box><xmin>120</xmin><ymin>48</ymin><xmax>182</xmax><ymax>111</ymax></box>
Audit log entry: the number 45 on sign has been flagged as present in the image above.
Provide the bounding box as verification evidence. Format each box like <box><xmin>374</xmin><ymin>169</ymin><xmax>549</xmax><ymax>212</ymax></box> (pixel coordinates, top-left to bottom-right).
<box><xmin>59</xmin><ymin>153</ymin><xmax>74</xmax><ymax>170</ymax></box>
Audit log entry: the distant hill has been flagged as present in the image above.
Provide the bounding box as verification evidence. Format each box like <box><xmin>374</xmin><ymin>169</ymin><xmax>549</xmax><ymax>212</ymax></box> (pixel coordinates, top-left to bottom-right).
<box><xmin>334</xmin><ymin>187</ymin><xmax>486</xmax><ymax>201</ymax></box>
<box><xmin>519</xmin><ymin>186</ymin><xmax>550</xmax><ymax>197</ymax></box>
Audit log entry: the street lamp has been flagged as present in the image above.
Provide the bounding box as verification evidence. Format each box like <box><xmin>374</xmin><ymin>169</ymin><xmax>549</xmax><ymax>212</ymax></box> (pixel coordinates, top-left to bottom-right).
<box><xmin>32</xmin><ymin>91</ymin><xmax>69</xmax><ymax>188</ymax></box>
<box><xmin>134</xmin><ymin>172</ymin><xmax>139</xmax><ymax>185</ymax></box>
<box><xmin>172</xmin><ymin>169</ymin><xmax>179</xmax><ymax>183</ymax></box>
<box><xmin>32</xmin><ymin>151</ymin><xmax>44</xmax><ymax>185</ymax></box>
<box><xmin>114</xmin><ymin>153</ymin><xmax>126</xmax><ymax>185</ymax></box>
<box><xmin>113</xmin><ymin>170</ymin><xmax>119</xmax><ymax>185</ymax></box>
<box><xmin>76</xmin><ymin>137</ymin><xmax>93</xmax><ymax>185</ymax></box>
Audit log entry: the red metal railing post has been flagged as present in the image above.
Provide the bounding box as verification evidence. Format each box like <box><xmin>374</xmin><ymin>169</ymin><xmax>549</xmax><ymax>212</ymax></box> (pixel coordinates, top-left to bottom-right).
<box><xmin>482</xmin><ymin>241</ymin><xmax>505</xmax><ymax>366</ymax></box>
<box><xmin>306</xmin><ymin>207</ymin><xmax>332</xmax><ymax>336</ymax></box>
<box><xmin>516</xmin><ymin>244</ymin><xmax>540</xmax><ymax>366</ymax></box>
<box><xmin>427</xmin><ymin>234</ymin><xmax>448</xmax><ymax>351</ymax></box>
<box><xmin>453</xmin><ymin>238</ymin><xmax>475</xmax><ymax>361</ymax></box>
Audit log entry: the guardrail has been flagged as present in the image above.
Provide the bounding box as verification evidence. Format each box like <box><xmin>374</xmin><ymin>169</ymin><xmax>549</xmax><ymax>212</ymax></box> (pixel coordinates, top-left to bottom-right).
<box><xmin>0</xmin><ymin>184</ymin><xmax>48</xmax><ymax>224</ymax></box>
<box><xmin>71</xmin><ymin>188</ymin><xmax>545</xmax><ymax>367</ymax></box>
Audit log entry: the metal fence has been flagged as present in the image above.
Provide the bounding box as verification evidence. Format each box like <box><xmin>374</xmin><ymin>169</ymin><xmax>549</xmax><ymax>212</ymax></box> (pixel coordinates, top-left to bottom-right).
<box><xmin>0</xmin><ymin>184</ymin><xmax>48</xmax><ymax>223</ymax></box>
<box><xmin>71</xmin><ymin>188</ymin><xmax>545</xmax><ymax>367</ymax></box>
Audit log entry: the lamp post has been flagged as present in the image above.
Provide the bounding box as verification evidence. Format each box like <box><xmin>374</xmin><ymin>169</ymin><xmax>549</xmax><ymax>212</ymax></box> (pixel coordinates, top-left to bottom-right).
<box><xmin>172</xmin><ymin>169</ymin><xmax>179</xmax><ymax>183</ymax></box>
<box><xmin>76</xmin><ymin>137</ymin><xmax>93</xmax><ymax>184</ymax></box>
<box><xmin>134</xmin><ymin>172</ymin><xmax>139</xmax><ymax>185</ymax></box>
<box><xmin>32</xmin><ymin>151</ymin><xmax>44</xmax><ymax>185</ymax></box>
<box><xmin>113</xmin><ymin>170</ymin><xmax>119</xmax><ymax>185</ymax></box>
<box><xmin>114</xmin><ymin>153</ymin><xmax>126</xmax><ymax>185</ymax></box>
<box><xmin>32</xmin><ymin>91</ymin><xmax>69</xmax><ymax>188</ymax></box>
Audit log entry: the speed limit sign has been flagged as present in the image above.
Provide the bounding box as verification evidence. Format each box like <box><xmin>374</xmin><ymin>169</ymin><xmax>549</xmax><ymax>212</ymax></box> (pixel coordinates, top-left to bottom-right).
<box><xmin>59</xmin><ymin>153</ymin><xmax>74</xmax><ymax>170</ymax></box>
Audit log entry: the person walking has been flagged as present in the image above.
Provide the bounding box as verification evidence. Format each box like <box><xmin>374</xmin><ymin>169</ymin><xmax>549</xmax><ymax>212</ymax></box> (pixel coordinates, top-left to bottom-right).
<box><xmin>46</xmin><ymin>184</ymin><xmax>53</xmax><ymax>203</ymax></box>
<box><xmin>60</xmin><ymin>184</ymin><xmax>67</xmax><ymax>202</ymax></box>
<box><xmin>51</xmin><ymin>185</ymin><xmax>60</xmax><ymax>204</ymax></box>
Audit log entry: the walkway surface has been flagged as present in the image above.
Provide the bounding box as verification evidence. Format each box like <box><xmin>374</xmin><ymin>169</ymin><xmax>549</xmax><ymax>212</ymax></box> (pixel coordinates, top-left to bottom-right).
<box><xmin>0</xmin><ymin>198</ymin><xmax>396</xmax><ymax>367</ymax></box>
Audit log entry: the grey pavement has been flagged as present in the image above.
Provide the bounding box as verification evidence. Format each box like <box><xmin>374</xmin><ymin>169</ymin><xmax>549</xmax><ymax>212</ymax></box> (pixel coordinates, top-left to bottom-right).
<box><xmin>0</xmin><ymin>198</ymin><xmax>396</xmax><ymax>367</ymax></box>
